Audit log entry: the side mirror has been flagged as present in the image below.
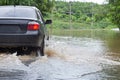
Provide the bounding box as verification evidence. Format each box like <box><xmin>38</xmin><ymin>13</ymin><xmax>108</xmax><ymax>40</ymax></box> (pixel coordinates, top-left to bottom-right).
<box><xmin>45</xmin><ymin>20</ymin><xmax>52</xmax><ymax>24</ymax></box>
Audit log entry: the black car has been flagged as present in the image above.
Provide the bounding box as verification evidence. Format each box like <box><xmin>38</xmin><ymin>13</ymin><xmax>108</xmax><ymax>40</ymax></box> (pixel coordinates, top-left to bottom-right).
<box><xmin>0</xmin><ymin>6</ymin><xmax>52</xmax><ymax>56</ymax></box>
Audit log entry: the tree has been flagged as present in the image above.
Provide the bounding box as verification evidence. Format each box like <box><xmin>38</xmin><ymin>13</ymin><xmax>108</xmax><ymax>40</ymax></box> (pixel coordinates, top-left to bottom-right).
<box><xmin>109</xmin><ymin>0</ymin><xmax>120</xmax><ymax>29</ymax></box>
<box><xmin>33</xmin><ymin>0</ymin><xmax>54</xmax><ymax>15</ymax></box>
<box><xmin>0</xmin><ymin>0</ymin><xmax>55</xmax><ymax>16</ymax></box>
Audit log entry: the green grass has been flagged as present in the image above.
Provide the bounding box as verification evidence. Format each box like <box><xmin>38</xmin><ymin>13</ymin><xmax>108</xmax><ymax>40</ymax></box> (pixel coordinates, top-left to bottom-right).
<box><xmin>46</xmin><ymin>20</ymin><xmax>117</xmax><ymax>30</ymax></box>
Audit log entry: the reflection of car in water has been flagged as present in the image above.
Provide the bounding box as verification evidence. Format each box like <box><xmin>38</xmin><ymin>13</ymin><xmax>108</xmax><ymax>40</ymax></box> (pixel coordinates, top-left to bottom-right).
<box><xmin>0</xmin><ymin>6</ymin><xmax>52</xmax><ymax>56</ymax></box>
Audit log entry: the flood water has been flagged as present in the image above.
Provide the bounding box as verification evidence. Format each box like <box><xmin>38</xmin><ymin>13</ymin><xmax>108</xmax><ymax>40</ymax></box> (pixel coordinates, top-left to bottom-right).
<box><xmin>0</xmin><ymin>30</ymin><xmax>120</xmax><ymax>80</ymax></box>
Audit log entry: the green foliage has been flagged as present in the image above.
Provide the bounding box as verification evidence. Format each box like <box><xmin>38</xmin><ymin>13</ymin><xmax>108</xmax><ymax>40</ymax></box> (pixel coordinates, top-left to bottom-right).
<box><xmin>109</xmin><ymin>0</ymin><xmax>120</xmax><ymax>29</ymax></box>
<box><xmin>0</xmin><ymin>0</ymin><xmax>55</xmax><ymax>15</ymax></box>
<box><xmin>51</xmin><ymin>1</ymin><xmax>114</xmax><ymax>29</ymax></box>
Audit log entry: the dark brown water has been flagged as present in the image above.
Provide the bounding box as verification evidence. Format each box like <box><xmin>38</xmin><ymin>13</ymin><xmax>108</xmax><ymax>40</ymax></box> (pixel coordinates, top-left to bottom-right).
<box><xmin>0</xmin><ymin>30</ymin><xmax>120</xmax><ymax>80</ymax></box>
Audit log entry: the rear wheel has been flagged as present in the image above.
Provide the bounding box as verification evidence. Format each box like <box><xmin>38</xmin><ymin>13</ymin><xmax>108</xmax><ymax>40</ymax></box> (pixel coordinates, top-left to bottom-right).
<box><xmin>36</xmin><ymin>39</ymin><xmax>45</xmax><ymax>56</ymax></box>
<box><xmin>40</xmin><ymin>39</ymin><xmax>45</xmax><ymax>56</ymax></box>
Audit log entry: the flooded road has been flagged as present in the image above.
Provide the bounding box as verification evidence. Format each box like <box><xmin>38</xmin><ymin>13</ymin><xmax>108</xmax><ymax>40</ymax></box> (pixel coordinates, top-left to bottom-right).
<box><xmin>0</xmin><ymin>30</ymin><xmax>120</xmax><ymax>80</ymax></box>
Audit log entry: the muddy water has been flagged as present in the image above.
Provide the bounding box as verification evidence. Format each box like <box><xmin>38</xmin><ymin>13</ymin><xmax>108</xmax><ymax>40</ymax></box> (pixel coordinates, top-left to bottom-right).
<box><xmin>0</xmin><ymin>30</ymin><xmax>120</xmax><ymax>80</ymax></box>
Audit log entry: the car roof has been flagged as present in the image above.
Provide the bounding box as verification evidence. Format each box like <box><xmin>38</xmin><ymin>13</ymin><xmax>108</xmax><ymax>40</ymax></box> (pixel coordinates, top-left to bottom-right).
<box><xmin>0</xmin><ymin>5</ymin><xmax>37</xmax><ymax>10</ymax></box>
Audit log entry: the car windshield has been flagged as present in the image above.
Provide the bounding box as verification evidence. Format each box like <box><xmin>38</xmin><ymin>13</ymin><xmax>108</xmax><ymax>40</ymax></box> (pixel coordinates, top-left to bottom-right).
<box><xmin>0</xmin><ymin>6</ymin><xmax>37</xmax><ymax>19</ymax></box>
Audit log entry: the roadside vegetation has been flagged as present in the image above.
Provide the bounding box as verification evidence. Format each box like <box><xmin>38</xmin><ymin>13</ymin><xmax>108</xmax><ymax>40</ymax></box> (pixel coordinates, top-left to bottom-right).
<box><xmin>49</xmin><ymin>1</ymin><xmax>117</xmax><ymax>30</ymax></box>
<box><xmin>109</xmin><ymin>0</ymin><xmax>120</xmax><ymax>30</ymax></box>
<box><xmin>0</xmin><ymin>0</ymin><xmax>120</xmax><ymax>30</ymax></box>
<box><xmin>0</xmin><ymin>0</ymin><xmax>54</xmax><ymax>15</ymax></box>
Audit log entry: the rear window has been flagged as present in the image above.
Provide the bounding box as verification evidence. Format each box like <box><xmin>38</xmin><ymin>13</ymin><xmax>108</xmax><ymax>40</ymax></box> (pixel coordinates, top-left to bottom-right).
<box><xmin>0</xmin><ymin>6</ymin><xmax>37</xmax><ymax>18</ymax></box>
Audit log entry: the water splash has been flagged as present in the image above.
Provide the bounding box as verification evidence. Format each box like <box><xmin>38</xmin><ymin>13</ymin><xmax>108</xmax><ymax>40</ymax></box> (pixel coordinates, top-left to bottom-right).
<box><xmin>0</xmin><ymin>36</ymin><xmax>119</xmax><ymax>80</ymax></box>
